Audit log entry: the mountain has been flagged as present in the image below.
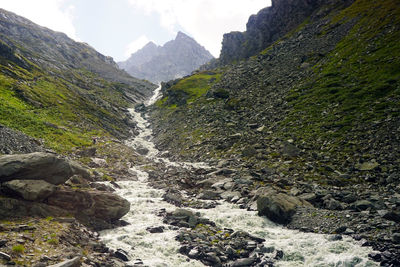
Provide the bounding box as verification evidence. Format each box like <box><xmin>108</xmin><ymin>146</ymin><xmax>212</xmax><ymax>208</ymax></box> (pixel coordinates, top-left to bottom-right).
<box><xmin>118</xmin><ymin>32</ymin><xmax>214</xmax><ymax>83</ymax></box>
<box><xmin>219</xmin><ymin>0</ymin><xmax>354</xmax><ymax>64</ymax></box>
<box><xmin>0</xmin><ymin>8</ymin><xmax>156</xmax><ymax>152</ymax></box>
<box><xmin>150</xmin><ymin>0</ymin><xmax>400</xmax><ymax>262</ymax></box>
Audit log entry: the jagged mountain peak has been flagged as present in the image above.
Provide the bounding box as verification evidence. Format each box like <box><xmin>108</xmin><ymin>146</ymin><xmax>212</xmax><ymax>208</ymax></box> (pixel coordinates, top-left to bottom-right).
<box><xmin>119</xmin><ymin>32</ymin><xmax>214</xmax><ymax>83</ymax></box>
<box><xmin>175</xmin><ymin>31</ymin><xmax>192</xmax><ymax>40</ymax></box>
<box><xmin>142</xmin><ymin>41</ymin><xmax>158</xmax><ymax>49</ymax></box>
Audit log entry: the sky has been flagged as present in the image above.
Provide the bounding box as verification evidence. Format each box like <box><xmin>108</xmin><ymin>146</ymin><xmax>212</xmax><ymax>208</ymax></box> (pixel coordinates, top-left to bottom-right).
<box><xmin>0</xmin><ymin>0</ymin><xmax>271</xmax><ymax>61</ymax></box>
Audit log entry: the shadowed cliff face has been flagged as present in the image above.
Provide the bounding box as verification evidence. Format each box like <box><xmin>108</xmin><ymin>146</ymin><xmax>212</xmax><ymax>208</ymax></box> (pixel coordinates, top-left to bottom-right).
<box><xmin>219</xmin><ymin>0</ymin><xmax>354</xmax><ymax>64</ymax></box>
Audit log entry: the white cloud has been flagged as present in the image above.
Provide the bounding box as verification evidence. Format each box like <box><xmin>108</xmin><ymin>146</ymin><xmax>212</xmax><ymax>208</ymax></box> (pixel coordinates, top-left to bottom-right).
<box><xmin>127</xmin><ymin>0</ymin><xmax>270</xmax><ymax>57</ymax></box>
<box><xmin>124</xmin><ymin>35</ymin><xmax>152</xmax><ymax>58</ymax></box>
<box><xmin>0</xmin><ymin>0</ymin><xmax>78</xmax><ymax>40</ymax></box>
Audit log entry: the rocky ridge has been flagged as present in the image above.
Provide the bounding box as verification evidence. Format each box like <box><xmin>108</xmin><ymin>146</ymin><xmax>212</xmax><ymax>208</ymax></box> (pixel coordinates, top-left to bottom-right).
<box><xmin>219</xmin><ymin>0</ymin><xmax>354</xmax><ymax>64</ymax></box>
<box><xmin>0</xmin><ymin>8</ymin><xmax>152</xmax><ymax>95</ymax></box>
<box><xmin>119</xmin><ymin>32</ymin><xmax>214</xmax><ymax>83</ymax></box>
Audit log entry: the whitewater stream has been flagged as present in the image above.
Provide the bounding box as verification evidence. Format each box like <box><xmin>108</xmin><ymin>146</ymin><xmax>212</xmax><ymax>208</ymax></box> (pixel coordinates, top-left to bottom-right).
<box><xmin>100</xmin><ymin>87</ymin><xmax>378</xmax><ymax>266</ymax></box>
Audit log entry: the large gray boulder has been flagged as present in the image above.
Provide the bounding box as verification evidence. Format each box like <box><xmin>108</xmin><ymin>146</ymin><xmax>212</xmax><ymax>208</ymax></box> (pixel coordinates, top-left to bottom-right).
<box><xmin>0</xmin><ymin>152</ymin><xmax>90</xmax><ymax>185</ymax></box>
<box><xmin>47</xmin><ymin>188</ymin><xmax>130</xmax><ymax>223</ymax></box>
<box><xmin>257</xmin><ymin>190</ymin><xmax>312</xmax><ymax>224</ymax></box>
<box><xmin>3</xmin><ymin>179</ymin><xmax>56</xmax><ymax>201</ymax></box>
<box><xmin>0</xmin><ymin>197</ymin><xmax>69</xmax><ymax>218</ymax></box>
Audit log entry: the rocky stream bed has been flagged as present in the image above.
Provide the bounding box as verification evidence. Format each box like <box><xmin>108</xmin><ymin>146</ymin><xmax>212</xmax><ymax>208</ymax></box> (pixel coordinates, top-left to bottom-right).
<box><xmin>98</xmin><ymin>91</ymin><xmax>382</xmax><ymax>267</ymax></box>
<box><xmin>0</xmin><ymin>87</ymin><xmax>398</xmax><ymax>266</ymax></box>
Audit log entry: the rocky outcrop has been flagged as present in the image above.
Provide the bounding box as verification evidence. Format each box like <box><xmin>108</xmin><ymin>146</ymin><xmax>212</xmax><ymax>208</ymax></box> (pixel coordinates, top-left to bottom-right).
<box><xmin>219</xmin><ymin>0</ymin><xmax>354</xmax><ymax>64</ymax></box>
<box><xmin>119</xmin><ymin>32</ymin><xmax>214</xmax><ymax>83</ymax></box>
<box><xmin>47</xmin><ymin>188</ymin><xmax>130</xmax><ymax>229</ymax></box>
<box><xmin>0</xmin><ymin>152</ymin><xmax>90</xmax><ymax>185</ymax></box>
<box><xmin>2</xmin><ymin>179</ymin><xmax>56</xmax><ymax>201</ymax></box>
<box><xmin>0</xmin><ymin>152</ymin><xmax>129</xmax><ymax>230</ymax></box>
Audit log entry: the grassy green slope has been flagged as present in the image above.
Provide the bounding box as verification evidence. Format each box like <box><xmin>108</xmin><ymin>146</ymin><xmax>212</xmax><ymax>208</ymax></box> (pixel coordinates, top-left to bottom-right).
<box><xmin>0</xmin><ymin>59</ymin><xmax>126</xmax><ymax>151</ymax></box>
<box><xmin>0</xmin><ymin>9</ymin><xmax>156</xmax><ymax>153</ymax></box>
<box><xmin>0</xmin><ymin>47</ymin><xmax>151</xmax><ymax>153</ymax></box>
<box><xmin>284</xmin><ymin>0</ymin><xmax>400</xmax><ymax>142</ymax></box>
<box><xmin>157</xmin><ymin>71</ymin><xmax>222</xmax><ymax>108</ymax></box>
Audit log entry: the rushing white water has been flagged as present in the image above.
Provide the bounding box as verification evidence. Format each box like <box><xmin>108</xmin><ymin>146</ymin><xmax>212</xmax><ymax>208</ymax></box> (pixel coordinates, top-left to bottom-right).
<box><xmin>100</xmin><ymin>179</ymin><xmax>204</xmax><ymax>267</ymax></box>
<box><xmin>146</xmin><ymin>85</ymin><xmax>163</xmax><ymax>106</ymax></box>
<box><xmin>196</xmin><ymin>203</ymin><xmax>378</xmax><ymax>267</ymax></box>
<box><xmin>100</xmin><ymin>87</ymin><xmax>378</xmax><ymax>266</ymax></box>
<box><xmin>125</xmin><ymin>85</ymin><xmax>209</xmax><ymax>169</ymax></box>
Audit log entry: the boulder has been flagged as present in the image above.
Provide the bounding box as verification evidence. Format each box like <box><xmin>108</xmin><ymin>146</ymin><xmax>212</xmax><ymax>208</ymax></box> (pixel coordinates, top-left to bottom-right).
<box><xmin>281</xmin><ymin>142</ymin><xmax>300</xmax><ymax>158</ymax></box>
<box><xmin>173</xmin><ymin>208</ymin><xmax>195</xmax><ymax>219</ymax></box>
<box><xmin>90</xmin><ymin>157</ymin><xmax>108</xmax><ymax>168</ymax></box>
<box><xmin>221</xmin><ymin>191</ymin><xmax>242</xmax><ymax>201</ymax></box>
<box><xmin>198</xmin><ymin>190</ymin><xmax>221</xmax><ymax>200</ymax></box>
<box><xmin>0</xmin><ymin>197</ymin><xmax>68</xmax><ymax>218</ymax></box>
<box><xmin>257</xmin><ymin>190</ymin><xmax>312</xmax><ymax>224</ymax></box>
<box><xmin>114</xmin><ymin>249</ymin><xmax>130</xmax><ymax>262</ymax></box>
<box><xmin>2</xmin><ymin>179</ymin><xmax>56</xmax><ymax>201</ymax></box>
<box><xmin>47</xmin><ymin>188</ymin><xmax>130</xmax><ymax>222</ymax></box>
<box><xmin>356</xmin><ymin>160</ymin><xmax>379</xmax><ymax>171</ymax></box>
<box><xmin>196</xmin><ymin>177</ymin><xmax>220</xmax><ymax>188</ymax></box>
<box><xmin>0</xmin><ymin>152</ymin><xmax>90</xmax><ymax>185</ymax></box>
<box><xmin>379</xmin><ymin>209</ymin><xmax>400</xmax><ymax>222</ymax></box>
<box><xmin>0</xmin><ymin>252</ymin><xmax>11</xmax><ymax>261</ymax></box>
<box><xmin>353</xmin><ymin>200</ymin><xmax>374</xmax><ymax>211</ymax></box>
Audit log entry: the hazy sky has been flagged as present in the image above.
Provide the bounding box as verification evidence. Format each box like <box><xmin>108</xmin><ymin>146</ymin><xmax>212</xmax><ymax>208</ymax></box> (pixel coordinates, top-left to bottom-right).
<box><xmin>0</xmin><ymin>0</ymin><xmax>271</xmax><ymax>61</ymax></box>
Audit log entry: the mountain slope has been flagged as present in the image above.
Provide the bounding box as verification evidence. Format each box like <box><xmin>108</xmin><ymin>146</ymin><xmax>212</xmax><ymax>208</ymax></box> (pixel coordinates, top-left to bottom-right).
<box><xmin>119</xmin><ymin>32</ymin><xmax>214</xmax><ymax>83</ymax></box>
<box><xmin>152</xmin><ymin>0</ymin><xmax>400</xmax><ymax>186</ymax></box>
<box><xmin>0</xmin><ymin>8</ymin><xmax>156</xmax><ymax>152</ymax></box>
<box><xmin>150</xmin><ymin>0</ymin><xmax>400</xmax><ymax>260</ymax></box>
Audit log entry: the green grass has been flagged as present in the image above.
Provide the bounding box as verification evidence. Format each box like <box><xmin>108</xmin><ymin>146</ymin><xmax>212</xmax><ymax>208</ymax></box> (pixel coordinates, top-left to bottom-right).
<box><xmin>0</xmin><ymin>74</ymin><xmax>96</xmax><ymax>151</ymax></box>
<box><xmin>156</xmin><ymin>71</ymin><xmax>222</xmax><ymax>107</ymax></box>
<box><xmin>12</xmin><ymin>245</ymin><xmax>25</xmax><ymax>254</ymax></box>
<box><xmin>0</xmin><ymin>53</ymin><xmax>138</xmax><ymax>152</ymax></box>
<box><xmin>282</xmin><ymin>0</ymin><xmax>400</xmax><ymax>143</ymax></box>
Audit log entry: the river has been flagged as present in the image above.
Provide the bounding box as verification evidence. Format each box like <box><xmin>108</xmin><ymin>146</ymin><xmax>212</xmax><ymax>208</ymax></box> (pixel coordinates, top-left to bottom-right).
<box><xmin>100</xmin><ymin>87</ymin><xmax>377</xmax><ymax>267</ymax></box>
